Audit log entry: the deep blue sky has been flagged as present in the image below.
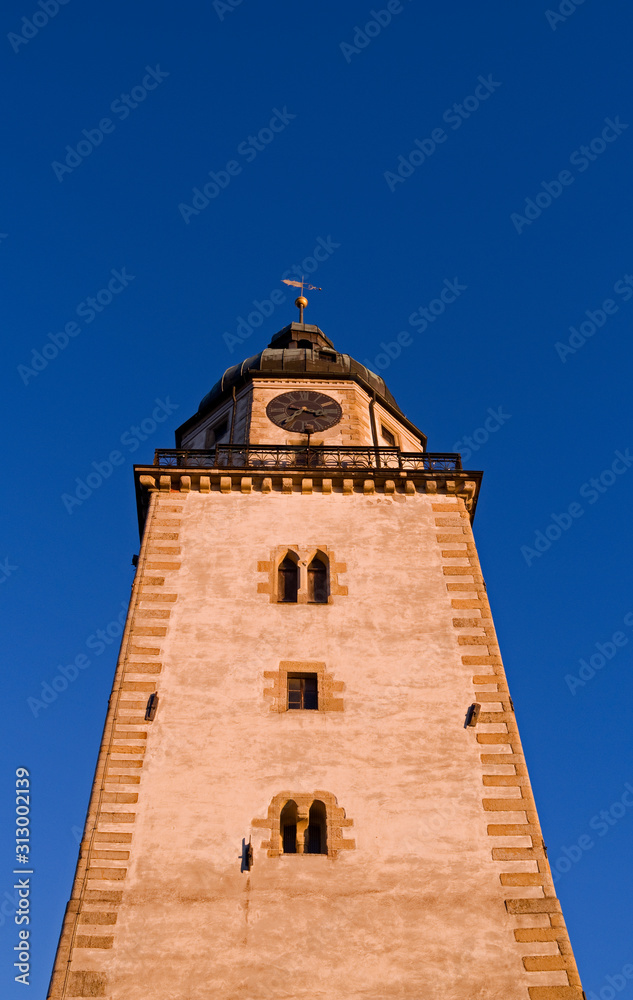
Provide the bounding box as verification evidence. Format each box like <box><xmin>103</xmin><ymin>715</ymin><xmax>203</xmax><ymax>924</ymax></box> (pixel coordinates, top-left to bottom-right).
<box><xmin>2</xmin><ymin>1</ymin><xmax>633</xmax><ymax>995</ymax></box>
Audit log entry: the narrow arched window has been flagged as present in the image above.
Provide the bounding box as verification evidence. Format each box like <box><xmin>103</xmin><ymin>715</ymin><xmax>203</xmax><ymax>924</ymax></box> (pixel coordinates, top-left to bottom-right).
<box><xmin>280</xmin><ymin>800</ymin><xmax>298</xmax><ymax>854</ymax></box>
<box><xmin>278</xmin><ymin>555</ymin><xmax>299</xmax><ymax>603</ymax></box>
<box><xmin>305</xmin><ymin>800</ymin><xmax>327</xmax><ymax>855</ymax></box>
<box><xmin>308</xmin><ymin>556</ymin><xmax>328</xmax><ymax>604</ymax></box>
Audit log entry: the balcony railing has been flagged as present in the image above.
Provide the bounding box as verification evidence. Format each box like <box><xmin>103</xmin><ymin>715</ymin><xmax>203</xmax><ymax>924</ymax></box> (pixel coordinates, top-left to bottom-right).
<box><xmin>152</xmin><ymin>446</ymin><xmax>462</xmax><ymax>472</ymax></box>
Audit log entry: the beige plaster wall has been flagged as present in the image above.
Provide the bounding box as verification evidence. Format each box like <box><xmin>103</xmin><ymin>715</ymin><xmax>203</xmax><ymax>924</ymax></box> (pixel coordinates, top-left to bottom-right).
<box><xmin>65</xmin><ymin>488</ymin><xmax>574</xmax><ymax>1000</ymax></box>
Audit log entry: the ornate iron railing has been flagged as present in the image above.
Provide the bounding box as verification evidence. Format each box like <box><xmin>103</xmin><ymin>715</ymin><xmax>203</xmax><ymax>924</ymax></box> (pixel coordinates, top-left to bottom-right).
<box><xmin>152</xmin><ymin>446</ymin><xmax>462</xmax><ymax>472</ymax></box>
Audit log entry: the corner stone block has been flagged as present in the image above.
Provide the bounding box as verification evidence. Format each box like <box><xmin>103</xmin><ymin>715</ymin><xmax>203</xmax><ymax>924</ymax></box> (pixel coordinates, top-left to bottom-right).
<box><xmin>139</xmin><ymin>475</ymin><xmax>156</xmax><ymax>491</ymax></box>
<box><xmin>528</xmin><ymin>989</ymin><xmax>585</xmax><ymax>1000</ymax></box>
<box><xmin>66</xmin><ymin>970</ymin><xmax>107</xmax><ymax>995</ymax></box>
<box><xmin>505</xmin><ymin>898</ymin><xmax>561</xmax><ymax>914</ymax></box>
<box><xmin>523</xmin><ymin>956</ymin><xmax>567</xmax><ymax>971</ymax></box>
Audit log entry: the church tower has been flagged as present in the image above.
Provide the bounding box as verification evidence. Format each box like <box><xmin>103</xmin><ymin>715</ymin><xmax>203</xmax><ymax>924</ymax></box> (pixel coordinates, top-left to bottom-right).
<box><xmin>48</xmin><ymin>313</ymin><xmax>584</xmax><ymax>1000</ymax></box>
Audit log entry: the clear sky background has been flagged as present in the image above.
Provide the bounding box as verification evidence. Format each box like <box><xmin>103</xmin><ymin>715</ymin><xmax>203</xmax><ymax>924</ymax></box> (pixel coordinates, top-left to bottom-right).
<box><xmin>1</xmin><ymin>0</ymin><xmax>632</xmax><ymax>996</ymax></box>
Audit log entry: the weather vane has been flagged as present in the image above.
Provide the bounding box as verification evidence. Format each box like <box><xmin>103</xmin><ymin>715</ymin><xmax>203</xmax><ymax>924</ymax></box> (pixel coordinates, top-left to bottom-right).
<box><xmin>281</xmin><ymin>277</ymin><xmax>322</xmax><ymax>323</ymax></box>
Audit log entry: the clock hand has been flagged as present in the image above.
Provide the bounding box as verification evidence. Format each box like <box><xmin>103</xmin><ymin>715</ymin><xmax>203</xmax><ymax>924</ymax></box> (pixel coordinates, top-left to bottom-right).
<box><xmin>282</xmin><ymin>407</ymin><xmax>307</xmax><ymax>426</ymax></box>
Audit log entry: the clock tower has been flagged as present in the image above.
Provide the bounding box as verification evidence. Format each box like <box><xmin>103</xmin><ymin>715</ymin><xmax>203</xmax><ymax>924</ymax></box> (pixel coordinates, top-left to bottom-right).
<box><xmin>48</xmin><ymin>318</ymin><xmax>584</xmax><ymax>1000</ymax></box>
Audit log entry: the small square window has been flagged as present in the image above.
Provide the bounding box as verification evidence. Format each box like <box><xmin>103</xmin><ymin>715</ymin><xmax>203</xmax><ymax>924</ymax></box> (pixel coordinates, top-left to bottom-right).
<box><xmin>381</xmin><ymin>425</ymin><xmax>396</xmax><ymax>447</ymax></box>
<box><xmin>287</xmin><ymin>673</ymin><xmax>318</xmax><ymax>710</ymax></box>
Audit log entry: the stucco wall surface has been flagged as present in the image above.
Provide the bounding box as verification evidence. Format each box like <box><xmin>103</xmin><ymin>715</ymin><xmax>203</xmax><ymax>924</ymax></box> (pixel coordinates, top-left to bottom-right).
<box><xmin>86</xmin><ymin>489</ymin><xmax>559</xmax><ymax>1000</ymax></box>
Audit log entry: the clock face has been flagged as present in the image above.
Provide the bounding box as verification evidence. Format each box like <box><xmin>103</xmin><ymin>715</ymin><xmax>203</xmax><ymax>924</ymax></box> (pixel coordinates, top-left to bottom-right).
<box><xmin>266</xmin><ymin>390</ymin><xmax>342</xmax><ymax>433</ymax></box>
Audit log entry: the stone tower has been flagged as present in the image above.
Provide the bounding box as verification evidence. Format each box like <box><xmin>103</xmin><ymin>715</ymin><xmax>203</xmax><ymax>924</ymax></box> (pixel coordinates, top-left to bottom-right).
<box><xmin>48</xmin><ymin>319</ymin><xmax>584</xmax><ymax>1000</ymax></box>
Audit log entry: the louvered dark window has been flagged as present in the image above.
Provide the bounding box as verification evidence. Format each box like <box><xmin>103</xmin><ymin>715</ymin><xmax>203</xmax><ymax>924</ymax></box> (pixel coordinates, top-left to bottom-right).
<box><xmin>381</xmin><ymin>425</ymin><xmax>396</xmax><ymax>447</ymax></box>
<box><xmin>205</xmin><ymin>418</ymin><xmax>228</xmax><ymax>448</ymax></box>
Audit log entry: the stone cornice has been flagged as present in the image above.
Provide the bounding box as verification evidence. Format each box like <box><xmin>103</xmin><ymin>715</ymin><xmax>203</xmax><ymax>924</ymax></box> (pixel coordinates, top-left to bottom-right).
<box><xmin>134</xmin><ymin>465</ymin><xmax>482</xmax><ymax>534</ymax></box>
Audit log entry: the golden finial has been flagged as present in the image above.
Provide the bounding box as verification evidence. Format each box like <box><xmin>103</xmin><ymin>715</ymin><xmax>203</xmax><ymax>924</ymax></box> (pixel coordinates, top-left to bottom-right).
<box><xmin>294</xmin><ymin>296</ymin><xmax>308</xmax><ymax>322</ymax></box>
<box><xmin>281</xmin><ymin>277</ymin><xmax>322</xmax><ymax>323</ymax></box>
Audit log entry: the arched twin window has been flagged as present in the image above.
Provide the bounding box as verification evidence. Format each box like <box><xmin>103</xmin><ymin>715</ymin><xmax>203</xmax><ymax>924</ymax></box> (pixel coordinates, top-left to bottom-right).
<box><xmin>306</xmin><ymin>801</ymin><xmax>327</xmax><ymax>854</ymax></box>
<box><xmin>280</xmin><ymin>800</ymin><xmax>298</xmax><ymax>853</ymax></box>
<box><xmin>308</xmin><ymin>558</ymin><xmax>328</xmax><ymax>603</ymax></box>
<box><xmin>280</xmin><ymin>799</ymin><xmax>327</xmax><ymax>855</ymax></box>
<box><xmin>277</xmin><ymin>552</ymin><xmax>329</xmax><ymax>604</ymax></box>
<box><xmin>278</xmin><ymin>555</ymin><xmax>299</xmax><ymax>603</ymax></box>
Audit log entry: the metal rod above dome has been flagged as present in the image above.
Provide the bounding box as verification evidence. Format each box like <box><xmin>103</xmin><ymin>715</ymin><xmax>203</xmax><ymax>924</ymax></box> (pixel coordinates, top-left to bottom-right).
<box><xmin>281</xmin><ymin>277</ymin><xmax>322</xmax><ymax>324</ymax></box>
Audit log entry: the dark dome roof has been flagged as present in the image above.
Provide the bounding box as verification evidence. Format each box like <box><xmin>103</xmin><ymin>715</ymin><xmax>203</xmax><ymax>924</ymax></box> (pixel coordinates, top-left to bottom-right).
<box><xmin>198</xmin><ymin>323</ymin><xmax>403</xmax><ymax>416</ymax></box>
